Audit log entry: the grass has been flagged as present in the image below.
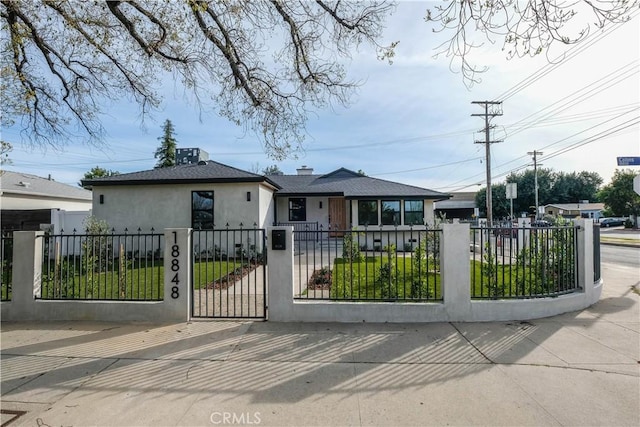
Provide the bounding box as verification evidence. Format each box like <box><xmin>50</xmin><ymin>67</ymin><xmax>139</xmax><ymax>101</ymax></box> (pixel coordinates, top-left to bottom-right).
<box><xmin>38</xmin><ymin>259</ymin><xmax>245</xmax><ymax>300</ymax></box>
<box><xmin>330</xmin><ymin>256</ymin><xmax>442</xmax><ymax>301</ymax></box>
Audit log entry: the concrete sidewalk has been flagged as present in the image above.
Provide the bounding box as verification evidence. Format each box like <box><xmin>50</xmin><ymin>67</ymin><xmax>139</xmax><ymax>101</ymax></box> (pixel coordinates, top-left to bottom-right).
<box><xmin>1</xmin><ymin>263</ymin><xmax>638</xmax><ymax>426</ymax></box>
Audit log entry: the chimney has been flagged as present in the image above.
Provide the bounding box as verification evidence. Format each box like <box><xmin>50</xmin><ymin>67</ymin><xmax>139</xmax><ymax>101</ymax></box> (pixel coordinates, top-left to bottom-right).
<box><xmin>296</xmin><ymin>165</ymin><xmax>314</xmax><ymax>175</ymax></box>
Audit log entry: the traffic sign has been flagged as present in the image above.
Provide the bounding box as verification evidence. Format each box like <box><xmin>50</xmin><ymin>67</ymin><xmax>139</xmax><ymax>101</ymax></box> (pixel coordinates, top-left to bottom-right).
<box><xmin>634</xmin><ymin>175</ymin><xmax>640</xmax><ymax>196</ymax></box>
<box><xmin>617</xmin><ymin>157</ymin><xmax>640</xmax><ymax>166</ymax></box>
<box><xmin>505</xmin><ymin>183</ymin><xmax>517</xmax><ymax>199</ymax></box>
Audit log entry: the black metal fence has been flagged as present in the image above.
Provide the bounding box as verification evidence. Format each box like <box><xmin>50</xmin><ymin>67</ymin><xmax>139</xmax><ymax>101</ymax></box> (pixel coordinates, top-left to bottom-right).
<box><xmin>471</xmin><ymin>224</ymin><xmax>579</xmax><ymax>299</ymax></box>
<box><xmin>276</xmin><ymin>221</ymin><xmax>319</xmax><ymax>241</ymax></box>
<box><xmin>294</xmin><ymin>227</ymin><xmax>442</xmax><ymax>302</ymax></box>
<box><xmin>1</xmin><ymin>232</ymin><xmax>13</xmax><ymax>302</ymax></box>
<box><xmin>39</xmin><ymin>230</ymin><xmax>164</xmax><ymax>300</ymax></box>
<box><xmin>191</xmin><ymin>227</ymin><xmax>266</xmax><ymax>318</ymax></box>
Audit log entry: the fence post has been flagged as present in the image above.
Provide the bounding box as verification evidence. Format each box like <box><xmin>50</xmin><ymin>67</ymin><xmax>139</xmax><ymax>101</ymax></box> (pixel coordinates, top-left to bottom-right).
<box><xmin>164</xmin><ymin>228</ymin><xmax>191</xmax><ymax>322</ymax></box>
<box><xmin>441</xmin><ymin>223</ymin><xmax>471</xmax><ymax>321</ymax></box>
<box><xmin>575</xmin><ymin>219</ymin><xmax>595</xmax><ymax>299</ymax></box>
<box><xmin>7</xmin><ymin>231</ymin><xmax>43</xmax><ymax>319</ymax></box>
<box><xmin>267</xmin><ymin>226</ymin><xmax>294</xmax><ymax>321</ymax></box>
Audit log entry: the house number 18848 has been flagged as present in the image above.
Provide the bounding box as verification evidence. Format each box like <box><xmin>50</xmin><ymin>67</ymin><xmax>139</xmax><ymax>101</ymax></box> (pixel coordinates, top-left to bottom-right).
<box><xmin>170</xmin><ymin>231</ymin><xmax>180</xmax><ymax>299</ymax></box>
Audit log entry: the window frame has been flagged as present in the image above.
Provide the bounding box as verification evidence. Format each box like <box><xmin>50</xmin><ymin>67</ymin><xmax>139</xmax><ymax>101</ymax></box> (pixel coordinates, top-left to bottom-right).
<box><xmin>358</xmin><ymin>200</ymin><xmax>379</xmax><ymax>226</ymax></box>
<box><xmin>191</xmin><ymin>190</ymin><xmax>214</xmax><ymax>229</ymax></box>
<box><xmin>381</xmin><ymin>200</ymin><xmax>401</xmax><ymax>225</ymax></box>
<box><xmin>403</xmin><ymin>200</ymin><xmax>424</xmax><ymax>225</ymax></box>
<box><xmin>288</xmin><ymin>197</ymin><xmax>307</xmax><ymax>221</ymax></box>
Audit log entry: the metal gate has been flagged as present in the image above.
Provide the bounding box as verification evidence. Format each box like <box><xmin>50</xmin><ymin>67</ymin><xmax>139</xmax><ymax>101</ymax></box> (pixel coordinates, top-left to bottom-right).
<box><xmin>191</xmin><ymin>227</ymin><xmax>267</xmax><ymax>319</ymax></box>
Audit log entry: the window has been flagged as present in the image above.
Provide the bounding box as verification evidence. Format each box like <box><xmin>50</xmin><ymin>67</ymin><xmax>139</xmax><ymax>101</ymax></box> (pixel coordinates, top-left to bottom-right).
<box><xmin>358</xmin><ymin>200</ymin><xmax>378</xmax><ymax>225</ymax></box>
<box><xmin>404</xmin><ymin>200</ymin><xmax>424</xmax><ymax>225</ymax></box>
<box><xmin>381</xmin><ymin>200</ymin><xmax>401</xmax><ymax>225</ymax></box>
<box><xmin>289</xmin><ymin>198</ymin><xmax>306</xmax><ymax>221</ymax></box>
<box><xmin>192</xmin><ymin>191</ymin><xmax>214</xmax><ymax>229</ymax></box>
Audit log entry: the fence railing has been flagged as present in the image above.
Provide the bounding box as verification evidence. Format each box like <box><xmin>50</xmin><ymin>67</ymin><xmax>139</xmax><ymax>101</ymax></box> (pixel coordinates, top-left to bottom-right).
<box><xmin>275</xmin><ymin>221</ymin><xmax>319</xmax><ymax>241</ymax></box>
<box><xmin>294</xmin><ymin>227</ymin><xmax>442</xmax><ymax>302</ymax></box>
<box><xmin>470</xmin><ymin>225</ymin><xmax>579</xmax><ymax>299</ymax></box>
<box><xmin>39</xmin><ymin>231</ymin><xmax>164</xmax><ymax>300</ymax></box>
<box><xmin>191</xmin><ymin>227</ymin><xmax>266</xmax><ymax>318</ymax></box>
<box><xmin>1</xmin><ymin>232</ymin><xmax>13</xmax><ymax>302</ymax></box>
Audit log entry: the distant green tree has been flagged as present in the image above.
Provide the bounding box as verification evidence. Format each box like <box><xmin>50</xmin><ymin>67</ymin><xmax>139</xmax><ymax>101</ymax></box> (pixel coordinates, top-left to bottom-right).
<box><xmin>598</xmin><ymin>170</ymin><xmax>640</xmax><ymax>219</ymax></box>
<box><xmin>154</xmin><ymin>119</ymin><xmax>177</xmax><ymax>168</ymax></box>
<box><xmin>79</xmin><ymin>166</ymin><xmax>119</xmax><ymax>188</ymax></box>
<box><xmin>476</xmin><ymin>168</ymin><xmax>603</xmax><ymax>218</ymax></box>
<box><xmin>262</xmin><ymin>165</ymin><xmax>283</xmax><ymax>175</ymax></box>
<box><xmin>357</xmin><ymin>169</ymin><xmax>367</xmax><ymax>176</ymax></box>
<box><xmin>551</xmin><ymin>171</ymin><xmax>602</xmax><ymax>203</ymax></box>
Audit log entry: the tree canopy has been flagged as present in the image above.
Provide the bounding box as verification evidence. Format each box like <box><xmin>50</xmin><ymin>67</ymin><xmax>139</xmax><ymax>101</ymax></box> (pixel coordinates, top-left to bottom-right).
<box><xmin>79</xmin><ymin>166</ymin><xmax>119</xmax><ymax>188</ymax></box>
<box><xmin>1</xmin><ymin>0</ymin><xmax>394</xmax><ymax>159</ymax></box>
<box><xmin>2</xmin><ymin>0</ymin><xmax>635</xmax><ymax>156</ymax></box>
<box><xmin>598</xmin><ymin>170</ymin><xmax>640</xmax><ymax>218</ymax></box>
<box><xmin>476</xmin><ymin>168</ymin><xmax>603</xmax><ymax>218</ymax></box>
<box><xmin>154</xmin><ymin>119</ymin><xmax>177</xmax><ymax>168</ymax></box>
<box><xmin>262</xmin><ymin>164</ymin><xmax>283</xmax><ymax>176</ymax></box>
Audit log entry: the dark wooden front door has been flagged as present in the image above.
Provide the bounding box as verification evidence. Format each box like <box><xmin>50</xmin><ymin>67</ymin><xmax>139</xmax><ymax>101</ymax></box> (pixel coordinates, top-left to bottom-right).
<box><xmin>328</xmin><ymin>198</ymin><xmax>346</xmax><ymax>237</ymax></box>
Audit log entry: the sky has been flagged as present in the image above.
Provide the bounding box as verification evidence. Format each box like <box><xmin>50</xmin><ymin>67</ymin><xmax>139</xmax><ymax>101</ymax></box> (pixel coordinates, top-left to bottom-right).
<box><xmin>2</xmin><ymin>1</ymin><xmax>639</xmax><ymax>194</ymax></box>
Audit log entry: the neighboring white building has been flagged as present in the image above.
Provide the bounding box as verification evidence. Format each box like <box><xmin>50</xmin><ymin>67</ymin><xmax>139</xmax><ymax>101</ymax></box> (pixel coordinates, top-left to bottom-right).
<box><xmin>544</xmin><ymin>202</ymin><xmax>605</xmax><ymax>220</ymax></box>
<box><xmin>1</xmin><ymin>171</ymin><xmax>92</xmax><ymax>232</ymax></box>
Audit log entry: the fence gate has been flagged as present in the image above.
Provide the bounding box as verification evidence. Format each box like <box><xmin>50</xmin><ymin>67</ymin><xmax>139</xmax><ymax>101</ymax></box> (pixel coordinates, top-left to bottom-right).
<box><xmin>191</xmin><ymin>228</ymin><xmax>267</xmax><ymax>319</ymax></box>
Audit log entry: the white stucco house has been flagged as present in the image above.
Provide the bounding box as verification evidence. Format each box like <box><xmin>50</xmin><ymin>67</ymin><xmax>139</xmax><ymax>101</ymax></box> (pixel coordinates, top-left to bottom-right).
<box><xmin>544</xmin><ymin>202</ymin><xmax>605</xmax><ymax>221</ymax></box>
<box><xmin>0</xmin><ymin>170</ymin><xmax>92</xmax><ymax>232</ymax></box>
<box><xmin>82</xmin><ymin>162</ymin><xmax>450</xmax><ymax>234</ymax></box>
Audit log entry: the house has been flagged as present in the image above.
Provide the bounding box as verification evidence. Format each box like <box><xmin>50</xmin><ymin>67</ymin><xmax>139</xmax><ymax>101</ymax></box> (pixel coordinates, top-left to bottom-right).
<box><xmin>0</xmin><ymin>171</ymin><xmax>92</xmax><ymax>232</ymax></box>
<box><xmin>83</xmin><ymin>161</ymin><xmax>450</xmax><ymax>234</ymax></box>
<box><xmin>434</xmin><ymin>191</ymin><xmax>478</xmax><ymax>220</ymax></box>
<box><xmin>82</xmin><ymin>160</ymin><xmax>281</xmax><ymax>232</ymax></box>
<box><xmin>544</xmin><ymin>202</ymin><xmax>605</xmax><ymax>220</ymax></box>
<box><xmin>269</xmin><ymin>166</ymin><xmax>450</xmax><ymax>232</ymax></box>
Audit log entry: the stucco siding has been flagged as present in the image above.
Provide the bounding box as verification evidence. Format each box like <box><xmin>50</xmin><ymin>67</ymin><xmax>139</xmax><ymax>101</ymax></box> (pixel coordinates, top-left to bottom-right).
<box><xmin>92</xmin><ymin>183</ymin><xmax>265</xmax><ymax>232</ymax></box>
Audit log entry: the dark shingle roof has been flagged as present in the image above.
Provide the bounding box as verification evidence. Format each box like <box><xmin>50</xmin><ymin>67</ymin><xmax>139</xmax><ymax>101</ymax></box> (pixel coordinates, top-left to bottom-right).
<box><xmin>83</xmin><ymin>161</ymin><xmax>280</xmax><ymax>188</ymax></box>
<box><xmin>269</xmin><ymin>168</ymin><xmax>450</xmax><ymax>200</ymax></box>
<box><xmin>1</xmin><ymin>171</ymin><xmax>92</xmax><ymax>200</ymax></box>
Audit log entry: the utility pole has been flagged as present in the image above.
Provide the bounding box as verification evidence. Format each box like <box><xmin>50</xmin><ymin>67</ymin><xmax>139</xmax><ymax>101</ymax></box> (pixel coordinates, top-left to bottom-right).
<box><xmin>528</xmin><ymin>150</ymin><xmax>543</xmax><ymax>220</ymax></box>
<box><xmin>472</xmin><ymin>101</ymin><xmax>503</xmax><ymax>226</ymax></box>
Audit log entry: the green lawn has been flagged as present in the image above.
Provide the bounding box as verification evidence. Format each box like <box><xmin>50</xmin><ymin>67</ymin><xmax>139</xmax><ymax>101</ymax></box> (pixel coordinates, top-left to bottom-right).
<box><xmin>331</xmin><ymin>256</ymin><xmax>442</xmax><ymax>301</ymax></box>
<box><xmin>39</xmin><ymin>259</ymin><xmax>245</xmax><ymax>300</ymax></box>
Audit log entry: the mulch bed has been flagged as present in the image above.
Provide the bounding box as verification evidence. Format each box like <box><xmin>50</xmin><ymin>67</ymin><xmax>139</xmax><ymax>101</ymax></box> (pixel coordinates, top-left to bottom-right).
<box><xmin>205</xmin><ymin>263</ymin><xmax>261</xmax><ymax>290</ymax></box>
<box><xmin>307</xmin><ymin>268</ymin><xmax>332</xmax><ymax>290</ymax></box>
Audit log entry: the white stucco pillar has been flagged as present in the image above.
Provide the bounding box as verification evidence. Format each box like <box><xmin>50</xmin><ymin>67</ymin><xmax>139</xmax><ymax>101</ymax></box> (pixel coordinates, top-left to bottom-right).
<box><xmin>441</xmin><ymin>223</ymin><xmax>471</xmax><ymax>321</ymax></box>
<box><xmin>4</xmin><ymin>231</ymin><xmax>43</xmax><ymax>319</ymax></box>
<box><xmin>266</xmin><ymin>226</ymin><xmax>294</xmax><ymax>321</ymax></box>
<box><xmin>164</xmin><ymin>228</ymin><xmax>191</xmax><ymax>321</ymax></box>
<box><xmin>575</xmin><ymin>219</ymin><xmax>595</xmax><ymax>299</ymax></box>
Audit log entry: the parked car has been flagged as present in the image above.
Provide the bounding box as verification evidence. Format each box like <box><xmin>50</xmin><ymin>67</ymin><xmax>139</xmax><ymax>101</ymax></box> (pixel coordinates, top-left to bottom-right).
<box><xmin>600</xmin><ymin>217</ymin><xmax>625</xmax><ymax>227</ymax></box>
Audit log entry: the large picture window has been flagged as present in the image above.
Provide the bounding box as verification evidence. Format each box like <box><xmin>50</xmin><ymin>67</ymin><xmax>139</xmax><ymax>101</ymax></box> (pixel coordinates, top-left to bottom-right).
<box><xmin>404</xmin><ymin>200</ymin><xmax>424</xmax><ymax>225</ymax></box>
<box><xmin>358</xmin><ymin>200</ymin><xmax>378</xmax><ymax>225</ymax></box>
<box><xmin>192</xmin><ymin>191</ymin><xmax>214</xmax><ymax>229</ymax></box>
<box><xmin>381</xmin><ymin>200</ymin><xmax>401</xmax><ymax>225</ymax></box>
<box><xmin>289</xmin><ymin>198</ymin><xmax>306</xmax><ymax>221</ymax></box>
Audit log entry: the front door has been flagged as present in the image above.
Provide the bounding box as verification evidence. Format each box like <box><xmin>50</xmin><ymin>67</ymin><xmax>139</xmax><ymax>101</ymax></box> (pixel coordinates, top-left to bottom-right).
<box><xmin>328</xmin><ymin>198</ymin><xmax>346</xmax><ymax>237</ymax></box>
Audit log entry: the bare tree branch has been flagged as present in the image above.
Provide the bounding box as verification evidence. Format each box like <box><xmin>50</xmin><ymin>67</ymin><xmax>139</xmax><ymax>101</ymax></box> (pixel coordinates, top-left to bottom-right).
<box><xmin>426</xmin><ymin>0</ymin><xmax>639</xmax><ymax>88</ymax></box>
<box><xmin>1</xmin><ymin>0</ymin><xmax>394</xmax><ymax>159</ymax></box>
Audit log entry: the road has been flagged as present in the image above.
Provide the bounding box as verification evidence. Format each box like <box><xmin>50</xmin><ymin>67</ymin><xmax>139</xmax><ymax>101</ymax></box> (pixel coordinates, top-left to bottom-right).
<box><xmin>601</xmin><ymin>244</ymin><xmax>640</xmax><ymax>270</ymax></box>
